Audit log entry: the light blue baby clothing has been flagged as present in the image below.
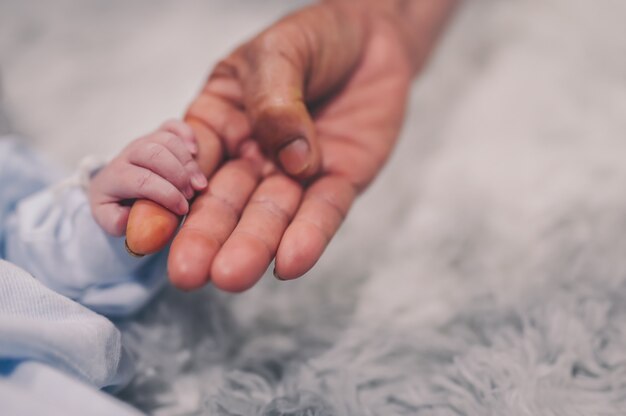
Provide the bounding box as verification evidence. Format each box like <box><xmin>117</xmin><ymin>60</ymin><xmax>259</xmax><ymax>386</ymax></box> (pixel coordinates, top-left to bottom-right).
<box><xmin>0</xmin><ymin>137</ymin><xmax>167</xmax><ymax>414</ymax></box>
<box><xmin>0</xmin><ymin>262</ymin><xmax>143</xmax><ymax>415</ymax></box>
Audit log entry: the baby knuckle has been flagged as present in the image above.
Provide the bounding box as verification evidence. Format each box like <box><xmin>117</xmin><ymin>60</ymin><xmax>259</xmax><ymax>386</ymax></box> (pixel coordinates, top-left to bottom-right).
<box><xmin>174</xmin><ymin>170</ymin><xmax>189</xmax><ymax>186</ymax></box>
<box><xmin>137</xmin><ymin>171</ymin><xmax>154</xmax><ymax>190</ymax></box>
<box><xmin>164</xmin><ymin>133</ymin><xmax>184</xmax><ymax>149</ymax></box>
<box><xmin>122</xmin><ymin>142</ymin><xmax>141</xmax><ymax>158</ymax></box>
<box><xmin>184</xmin><ymin>158</ymin><xmax>200</xmax><ymax>171</ymax></box>
<box><xmin>146</xmin><ymin>143</ymin><xmax>166</xmax><ymax>161</ymax></box>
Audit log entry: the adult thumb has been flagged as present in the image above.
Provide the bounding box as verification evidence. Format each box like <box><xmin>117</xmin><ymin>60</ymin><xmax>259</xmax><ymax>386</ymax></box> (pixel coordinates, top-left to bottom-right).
<box><xmin>235</xmin><ymin>31</ymin><xmax>322</xmax><ymax>180</ymax></box>
<box><xmin>221</xmin><ymin>4</ymin><xmax>368</xmax><ymax>179</ymax></box>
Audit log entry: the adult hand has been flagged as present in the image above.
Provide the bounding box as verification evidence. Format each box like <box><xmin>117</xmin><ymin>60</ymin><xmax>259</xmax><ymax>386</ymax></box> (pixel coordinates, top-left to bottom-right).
<box><xmin>168</xmin><ymin>0</ymin><xmax>456</xmax><ymax>292</ymax></box>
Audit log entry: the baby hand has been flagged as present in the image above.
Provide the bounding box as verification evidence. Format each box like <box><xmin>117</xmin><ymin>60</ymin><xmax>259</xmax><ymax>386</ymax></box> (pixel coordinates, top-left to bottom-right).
<box><xmin>89</xmin><ymin>119</ymin><xmax>208</xmax><ymax>236</ymax></box>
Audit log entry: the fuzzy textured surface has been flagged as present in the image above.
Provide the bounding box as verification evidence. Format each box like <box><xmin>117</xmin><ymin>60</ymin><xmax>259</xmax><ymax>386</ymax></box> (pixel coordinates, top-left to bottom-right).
<box><xmin>2</xmin><ymin>0</ymin><xmax>626</xmax><ymax>415</ymax></box>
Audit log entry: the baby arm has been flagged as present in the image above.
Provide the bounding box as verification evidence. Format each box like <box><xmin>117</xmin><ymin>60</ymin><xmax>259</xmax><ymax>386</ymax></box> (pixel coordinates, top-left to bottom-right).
<box><xmin>3</xmin><ymin>120</ymin><xmax>206</xmax><ymax>316</ymax></box>
<box><xmin>0</xmin><ymin>122</ymin><xmax>207</xmax><ymax>396</ymax></box>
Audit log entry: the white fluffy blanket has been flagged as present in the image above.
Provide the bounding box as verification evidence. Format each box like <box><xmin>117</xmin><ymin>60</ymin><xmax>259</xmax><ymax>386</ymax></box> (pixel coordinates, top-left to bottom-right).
<box><xmin>2</xmin><ymin>1</ymin><xmax>626</xmax><ymax>414</ymax></box>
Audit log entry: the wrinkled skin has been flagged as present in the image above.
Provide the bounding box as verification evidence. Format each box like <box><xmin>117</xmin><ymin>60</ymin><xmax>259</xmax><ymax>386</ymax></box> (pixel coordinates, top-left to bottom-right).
<box><xmin>166</xmin><ymin>1</ymin><xmax>454</xmax><ymax>292</ymax></box>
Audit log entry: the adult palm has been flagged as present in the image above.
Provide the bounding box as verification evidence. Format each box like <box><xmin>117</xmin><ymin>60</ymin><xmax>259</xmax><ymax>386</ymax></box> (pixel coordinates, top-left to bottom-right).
<box><xmin>168</xmin><ymin>2</ymin><xmax>414</xmax><ymax>292</ymax></box>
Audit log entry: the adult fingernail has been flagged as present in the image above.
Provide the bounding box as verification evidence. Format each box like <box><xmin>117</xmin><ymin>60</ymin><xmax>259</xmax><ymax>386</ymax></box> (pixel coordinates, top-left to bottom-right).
<box><xmin>277</xmin><ymin>137</ymin><xmax>310</xmax><ymax>176</ymax></box>
<box><xmin>191</xmin><ymin>173</ymin><xmax>207</xmax><ymax>189</ymax></box>
<box><xmin>273</xmin><ymin>267</ymin><xmax>285</xmax><ymax>281</ymax></box>
<box><xmin>125</xmin><ymin>239</ymin><xmax>145</xmax><ymax>258</ymax></box>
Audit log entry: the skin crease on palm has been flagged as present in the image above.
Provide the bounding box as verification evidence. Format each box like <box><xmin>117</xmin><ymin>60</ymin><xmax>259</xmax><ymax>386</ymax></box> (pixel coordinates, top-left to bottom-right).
<box><xmin>166</xmin><ymin>0</ymin><xmax>457</xmax><ymax>292</ymax></box>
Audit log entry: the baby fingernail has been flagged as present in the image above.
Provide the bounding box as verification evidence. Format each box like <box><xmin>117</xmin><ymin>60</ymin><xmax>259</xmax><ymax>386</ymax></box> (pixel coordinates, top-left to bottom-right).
<box><xmin>178</xmin><ymin>199</ymin><xmax>189</xmax><ymax>214</ymax></box>
<box><xmin>277</xmin><ymin>137</ymin><xmax>310</xmax><ymax>176</ymax></box>
<box><xmin>185</xmin><ymin>141</ymin><xmax>199</xmax><ymax>155</ymax></box>
<box><xmin>191</xmin><ymin>173</ymin><xmax>208</xmax><ymax>189</ymax></box>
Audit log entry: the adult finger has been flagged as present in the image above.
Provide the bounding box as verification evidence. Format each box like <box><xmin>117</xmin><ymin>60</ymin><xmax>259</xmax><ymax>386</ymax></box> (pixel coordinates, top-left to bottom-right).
<box><xmin>185</xmin><ymin>79</ymin><xmax>250</xmax><ymax>158</ymax></box>
<box><xmin>231</xmin><ymin>29</ymin><xmax>320</xmax><ymax>180</ymax></box>
<box><xmin>211</xmin><ymin>174</ymin><xmax>302</xmax><ymax>292</ymax></box>
<box><xmin>123</xmin><ymin>107</ymin><xmax>226</xmax><ymax>258</ymax></box>
<box><xmin>226</xmin><ymin>4</ymin><xmax>367</xmax><ymax>179</ymax></box>
<box><xmin>167</xmin><ymin>159</ymin><xmax>261</xmax><ymax>291</ymax></box>
<box><xmin>274</xmin><ymin>174</ymin><xmax>357</xmax><ymax>280</ymax></box>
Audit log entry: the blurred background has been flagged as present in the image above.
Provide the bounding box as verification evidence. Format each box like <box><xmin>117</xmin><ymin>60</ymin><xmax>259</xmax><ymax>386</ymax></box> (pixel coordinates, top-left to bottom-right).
<box><xmin>0</xmin><ymin>0</ymin><xmax>309</xmax><ymax>164</ymax></box>
<box><xmin>2</xmin><ymin>1</ymin><xmax>626</xmax><ymax>415</ymax></box>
